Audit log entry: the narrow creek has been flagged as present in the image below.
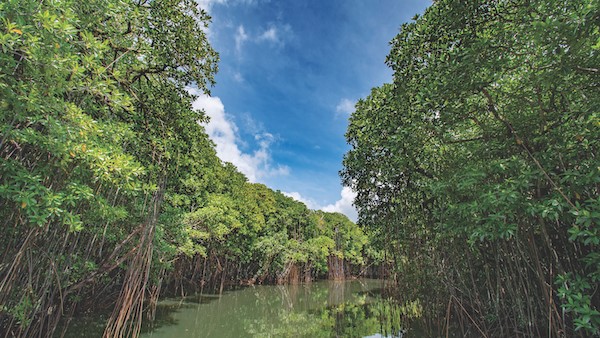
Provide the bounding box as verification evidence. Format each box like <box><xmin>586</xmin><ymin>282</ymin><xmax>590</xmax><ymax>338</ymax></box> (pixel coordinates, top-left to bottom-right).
<box><xmin>62</xmin><ymin>279</ymin><xmax>425</xmax><ymax>337</ymax></box>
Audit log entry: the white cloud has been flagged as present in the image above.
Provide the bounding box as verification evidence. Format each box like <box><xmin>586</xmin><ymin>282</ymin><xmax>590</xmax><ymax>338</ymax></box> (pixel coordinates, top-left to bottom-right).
<box><xmin>196</xmin><ymin>0</ymin><xmax>258</xmax><ymax>11</ymax></box>
<box><xmin>196</xmin><ymin>0</ymin><xmax>227</xmax><ymax>10</ymax></box>
<box><xmin>194</xmin><ymin>0</ymin><xmax>226</xmax><ymax>37</ymax></box>
<box><xmin>235</xmin><ymin>25</ymin><xmax>249</xmax><ymax>54</ymax></box>
<box><xmin>282</xmin><ymin>191</ymin><xmax>319</xmax><ymax>210</ymax></box>
<box><xmin>322</xmin><ymin>187</ymin><xmax>358</xmax><ymax>222</ymax></box>
<box><xmin>233</xmin><ymin>71</ymin><xmax>244</xmax><ymax>83</ymax></box>
<box><xmin>258</xmin><ymin>27</ymin><xmax>278</xmax><ymax>42</ymax></box>
<box><xmin>190</xmin><ymin>90</ymin><xmax>289</xmax><ymax>182</ymax></box>
<box><xmin>196</xmin><ymin>0</ymin><xmax>286</xmax><ymax>44</ymax></box>
<box><xmin>335</xmin><ymin>98</ymin><xmax>355</xmax><ymax>116</ymax></box>
<box><xmin>283</xmin><ymin>187</ymin><xmax>358</xmax><ymax>222</ymax></box>
<box><xmin>236</xmin><ymin>24</ymin><xmax>292</xmax><ymax>55</ymax></box>
<box><xmin>259</xmin><ymin>24</ymin><xmax>292</xmax><ymax>47</ymax></box>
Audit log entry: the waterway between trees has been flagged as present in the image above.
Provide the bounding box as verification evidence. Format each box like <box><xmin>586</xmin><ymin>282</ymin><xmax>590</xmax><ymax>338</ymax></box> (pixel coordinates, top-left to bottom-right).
<box><xmin>62</xmin><ymin>279</ymin><xmax>426</xmax><ymax>337</ymax></box>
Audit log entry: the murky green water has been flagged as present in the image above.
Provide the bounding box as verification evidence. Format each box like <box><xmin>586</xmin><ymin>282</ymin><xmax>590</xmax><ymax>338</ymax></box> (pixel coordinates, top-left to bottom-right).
<box><xmin>64</xmin><ymin>279</ymin><xmax>422</xmax><ymax>337</ymax></box>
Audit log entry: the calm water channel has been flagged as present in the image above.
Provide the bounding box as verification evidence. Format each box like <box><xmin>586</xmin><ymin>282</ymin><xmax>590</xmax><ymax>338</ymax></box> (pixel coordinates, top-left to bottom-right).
<box><xmin>64</xmin><ymin>279</ymin><xmax>423</xmax><ymax>337</ymax></box>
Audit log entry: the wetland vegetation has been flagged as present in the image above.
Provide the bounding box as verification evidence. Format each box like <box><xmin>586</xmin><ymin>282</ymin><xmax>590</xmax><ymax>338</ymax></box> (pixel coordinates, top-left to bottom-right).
<box><xmin>1</xmin><ymin>0</ymin><xmax>598</xmax><ymax>337</ymax></box>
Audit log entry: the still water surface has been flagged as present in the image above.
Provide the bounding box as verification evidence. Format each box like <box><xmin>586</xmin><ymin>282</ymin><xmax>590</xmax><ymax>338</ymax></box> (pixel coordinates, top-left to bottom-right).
<box><xmin>65</xmin><ymin>279</ymin><xmax>419</xmax><ymax>337</ymax></box>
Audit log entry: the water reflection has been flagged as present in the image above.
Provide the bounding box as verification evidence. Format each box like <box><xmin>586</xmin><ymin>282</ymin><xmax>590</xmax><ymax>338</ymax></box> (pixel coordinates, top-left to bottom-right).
<box><xmin>142</xmin><ymin>279</ymin><xmax>420</xmax><ymax>338</ymax></box>
<box><xmin>61</xmin><ymin>279</ymin><xmax>422</xmax><ymax>337</ymax></box>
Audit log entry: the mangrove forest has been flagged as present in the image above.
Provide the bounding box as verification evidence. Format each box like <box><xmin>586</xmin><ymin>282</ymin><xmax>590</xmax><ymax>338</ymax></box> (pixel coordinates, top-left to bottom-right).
<box><xmin>1</xmin><ymin>0</ymin><xmax>599</xmax><ymax>337</ymax></box>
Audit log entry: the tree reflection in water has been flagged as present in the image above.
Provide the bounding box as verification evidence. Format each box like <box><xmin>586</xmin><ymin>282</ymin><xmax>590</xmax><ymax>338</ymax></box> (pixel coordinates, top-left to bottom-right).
<box><xmin>63</xmin><ymin>279</ymin><xmax>423</xmax><ymax>337</ymax></box>
<box><xmin>245</xmin><ymin>281</ymin><xmax>420</xmax><ymax>337</ymax></box>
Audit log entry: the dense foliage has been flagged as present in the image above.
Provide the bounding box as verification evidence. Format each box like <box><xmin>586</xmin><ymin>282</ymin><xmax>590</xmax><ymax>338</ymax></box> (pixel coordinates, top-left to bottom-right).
<box><xmin>343</xmin><ymin>0</ymin><xmax>599</xmax><ymax>336</ymax></box>
<box><xmin>0</xmin><ymin>0</ymin><xmax>369</xmax><ymax>337</ymax></box>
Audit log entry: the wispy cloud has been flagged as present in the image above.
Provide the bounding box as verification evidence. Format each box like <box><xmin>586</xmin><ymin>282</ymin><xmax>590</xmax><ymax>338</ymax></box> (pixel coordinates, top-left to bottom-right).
<box><xmin>235</xmin><ymin>24</ymin><xmax>292</xmax><ymax>55</ymax></box>
<box><xmin>235</xmin><ymin>25</ymin><xmax>249</xmax><ymax>54</ymax></box>
<box><xmin>233</xmin><ymin>71</ymin><xmax>244</xmax><ymax>83</ymax></box>
<box><xmin>190</xmin><ymin>90</ymin><xmax>289</xmax><ymax>182</ymax></box>
<box><xmin>259</xmin><ymin>24</ymin><xmax>292</xmax><ymax>46</ymax></box>
<box><xmin>258</xmin><ymin>27</ymin><xmax>278</xmax><ymax>42</ymax></box>
<box><xmin>196</xmin><ymin>0</ymin><xmax>260</xmax><ymax>11</ymax></box>
<box><xmin>335</xmin><ymin>98</ymin><xmax>356</xmax><ymax>116</ymax></box>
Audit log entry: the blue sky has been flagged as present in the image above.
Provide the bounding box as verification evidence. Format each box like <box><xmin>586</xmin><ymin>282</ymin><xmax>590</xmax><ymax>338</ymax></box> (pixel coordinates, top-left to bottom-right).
<box><xmin>193</xmin><ymin>0</ymin><xmax>431</xmax><ymax>221</ymax></box>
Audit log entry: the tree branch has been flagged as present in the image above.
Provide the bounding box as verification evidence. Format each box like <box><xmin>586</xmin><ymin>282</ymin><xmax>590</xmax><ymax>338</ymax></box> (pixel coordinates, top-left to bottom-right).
<box><xmin>481</xmin><ymin>87</ymin><xmax>577</xmax><ymax>210</ymax></box>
